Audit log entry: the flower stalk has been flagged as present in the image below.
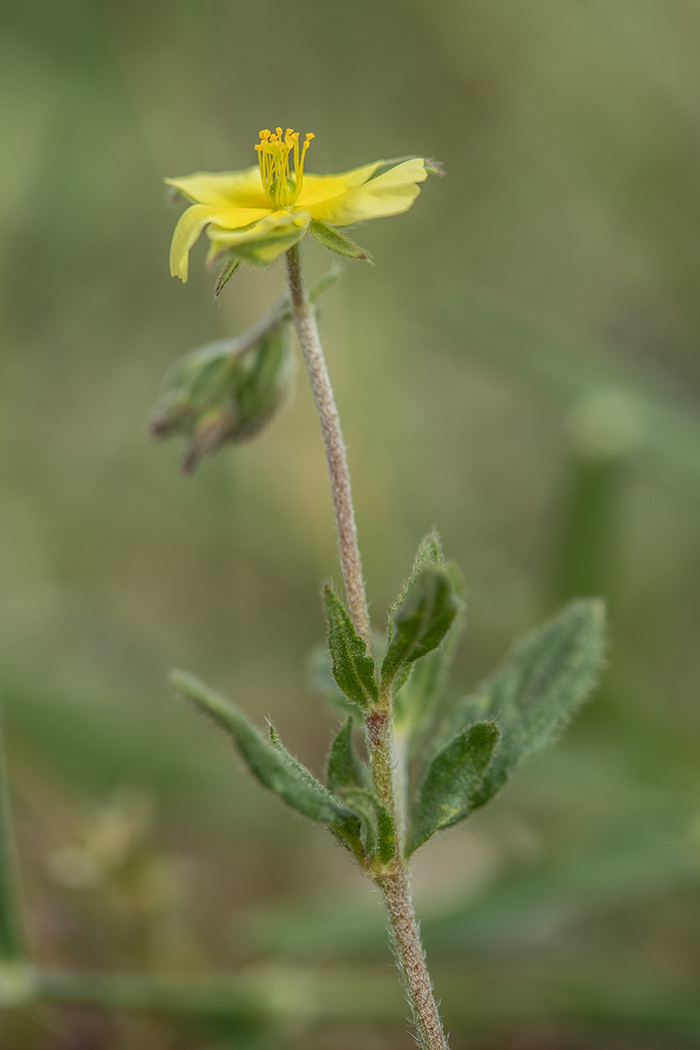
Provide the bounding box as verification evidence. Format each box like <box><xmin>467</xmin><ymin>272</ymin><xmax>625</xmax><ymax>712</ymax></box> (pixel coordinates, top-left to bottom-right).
<box><xmin>284</xmin><ymin>244</ymin><xmax>371</xmax><ymax>649</ymax></box>
<box><xmin>285</xmin><ymin>242</ymin><xmax>449</xmax><ymax>1050</ymax></box>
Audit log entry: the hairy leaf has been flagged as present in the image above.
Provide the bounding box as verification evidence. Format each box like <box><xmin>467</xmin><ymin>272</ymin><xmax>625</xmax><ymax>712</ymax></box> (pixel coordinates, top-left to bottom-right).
<box><xmin>327</xmin><ymin>719</ymin><xmax>372</xmax><ymax>794</ymax></box>
<box><xmin>324</xmin><ymin>586</ymin><xmax>378</xmax><ymax>709</ymax></box>
<box><xmin>382</xmin><ymin>535</ymin><xmax>463</xmax><ymax>689</ymax></box>
<box><xmin>342</xmin><ymin>788</ymin><xmax>395</xmax><ymax>864</ymax></box>
<box><xmin>455</xmin><ymin>599</ymin><xmax>607</xmax><ymax>810</ymax></box>
<box><xmin>407</xmin><ymin>721</ymin><xmax>500</xmax><ymax>854</ymax></box>
<box><xmin>394</xmin><ymin>564</ymin><xmax>466</xmax><ymax>736</ymax></box>
<box><xmin>170</xmin><ymin>670</ymin><xmax>352</xmax><ymax>824</ymax></box>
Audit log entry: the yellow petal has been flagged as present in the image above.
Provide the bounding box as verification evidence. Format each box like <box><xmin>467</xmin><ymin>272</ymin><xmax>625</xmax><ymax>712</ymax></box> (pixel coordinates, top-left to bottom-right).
<box><xmin>170</xmin><ymin>204</ymin><xmax>271</xmax><ymax>281</ymax></box>
<box><xmin>303</xmin><ymin>158</ymin><xmax>427</xmax><ymax>226</ymax></box>
<box><xmin>165</xmin><ymin>166</ymin><xmax>268</xmax><ymax>208</ymax></box>
<box><xmin>296</xmin><ymin>162</ymin><xmax>381</xmax><ymax>208</ymax></box>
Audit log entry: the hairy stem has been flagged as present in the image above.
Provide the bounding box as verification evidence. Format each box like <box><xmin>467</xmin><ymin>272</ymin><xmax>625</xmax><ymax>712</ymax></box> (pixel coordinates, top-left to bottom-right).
<box><xmin>285</xmin><ymin>244</ymin><xmax>371</xmax><ymax>646</ymax></box>
<box><xmin>285</xmin><ymin>244</ymin><xmax>449</xmax><ymax>1050</ymax></box>
<box><xmin>376</xmin><ymin>869</ymin><xmax>449</xmax><ymax>1050</ymax></box>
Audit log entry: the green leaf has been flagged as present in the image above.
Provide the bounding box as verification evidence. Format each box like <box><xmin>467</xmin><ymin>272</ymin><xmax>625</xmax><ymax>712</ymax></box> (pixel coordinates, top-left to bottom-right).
<box><xmin>407</xmin><ymin>721</ymin><xmax>500</xmax><ymax>854</ymax></box>
<box><xmin>342</xmin><ymin>788</ymin><xmax>395</xmax><ymax>864</ymax></box>
<box><xmin>324</xmin><ymin>586</ymin><xmax>378</xmax><ymax>710</ymax></box>
<box><xmin>327</xmin><ymin>719</ymin><xmax>372</xmax><ymax>794</ymax></box>
<box><xmin>308</xmin><ymin>220</ymin><xmax>372</xmax><ymax>262</ymax></box>
<box><xmin>382</xmin><ymin>535</ymin><xmax>463</xmax><ymax>689</ymax></box>
<box><xmin>456</xmin><ymin>599</ymin><xmax>607</xmax><ymax>810</ymax></box>
<box><xmin>170</xmin><ymin>670</ymin><xmax>352</xmax><ymax>825</ymax></box>
<box><xmin>393</xmin><ymin>565</ymin><xmax>466</xmax><ymax>737</ymax></box>
<box><xmin>326</xmin><ymin>721</ymin><xmax>393</xmax><ymax>862</ymax></box>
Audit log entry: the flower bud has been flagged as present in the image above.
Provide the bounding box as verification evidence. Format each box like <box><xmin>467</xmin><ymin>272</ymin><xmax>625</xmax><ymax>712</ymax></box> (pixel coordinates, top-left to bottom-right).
<box><xmin>150</xmin><ymin>321</ymin><xmax>294</xmax><ymax>474</ymax></box>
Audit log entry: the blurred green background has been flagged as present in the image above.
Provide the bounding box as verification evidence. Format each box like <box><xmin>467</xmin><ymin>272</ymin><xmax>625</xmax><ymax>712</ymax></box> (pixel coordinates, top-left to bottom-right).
<box><xmin>2</xmin><ymin>0</ymin><xmax>700</xmax><ymax>1047</ymax></box>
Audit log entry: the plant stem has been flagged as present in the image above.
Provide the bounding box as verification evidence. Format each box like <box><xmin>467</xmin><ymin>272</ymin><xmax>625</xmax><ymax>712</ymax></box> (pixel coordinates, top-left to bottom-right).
<box><xmin>284</xmin><ymin>244</ymin><xmax>371</xmax><ymax>647</ymax></box>
<box><xmin>285</xmin><ymin>244</ymin><xmax>449</xmax><ymax>1050</ymax></box>
<box><xmin>0</xmin><ymin>713</ymin><xmax>27</xmax><ymax>962</ymax></box>
<box><xmin>375</xmin><ymin>868</ymin><xmax>449</xmax><ymax>1050</ymax></box>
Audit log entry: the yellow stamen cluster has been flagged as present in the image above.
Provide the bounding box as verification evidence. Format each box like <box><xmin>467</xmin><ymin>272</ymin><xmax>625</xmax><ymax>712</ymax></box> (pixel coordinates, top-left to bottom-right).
<box><xmin>255</xmin><ymin>127</ymin><xmax>315</xmax><ymax>209</ymax></box>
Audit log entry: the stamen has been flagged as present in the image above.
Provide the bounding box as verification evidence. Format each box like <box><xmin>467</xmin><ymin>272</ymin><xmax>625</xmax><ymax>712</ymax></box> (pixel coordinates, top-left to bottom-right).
<box><xmin>255</xmin><ymin>127</ymin><xmax>315</xmax><ymax>208</ymax></box>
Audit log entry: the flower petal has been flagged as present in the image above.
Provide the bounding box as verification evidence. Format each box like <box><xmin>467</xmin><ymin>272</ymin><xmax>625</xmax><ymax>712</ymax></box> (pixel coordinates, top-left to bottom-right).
<box><xmin>296</xmin><ymin>162</ymin><xmax>381</xmax><ymax>208</ymax></box>
<box><xmin>165</xmin><ymin>167</ymin><xmax>268</xmax><ymax>208</ymax></box>
<box><xmin>303</xmin><ymin>158</ymin><xmax>427</xmax><ymax>226</ymax></box>
<box><xmin>170</xmin><ymin>205</ymin><xmax>221</xmax><ymax>281</ymax></box>
<box><xmin>170</xmin><ymin>204</ymin><xmax>271</xmax><ymax>281</ymax></box>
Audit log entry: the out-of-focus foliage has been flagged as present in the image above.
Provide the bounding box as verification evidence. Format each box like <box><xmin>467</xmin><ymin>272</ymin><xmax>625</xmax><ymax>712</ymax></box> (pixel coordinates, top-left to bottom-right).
<box><xmin>2</xmin><ymin>0</ymin><xmax>700</xmax><ymax>1047</ymax></box>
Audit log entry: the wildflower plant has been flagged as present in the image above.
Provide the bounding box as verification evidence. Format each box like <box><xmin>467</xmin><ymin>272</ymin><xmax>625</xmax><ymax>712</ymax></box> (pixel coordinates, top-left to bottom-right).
<box><xmin>151</xmin><ymin>128</ymin><xmax>607</xmax><ymax>1050</ymax></box>
<box><xmin>0</xmin><ymin>127</ymin><xmax>606</xmax><ymax>1049</ymax></box>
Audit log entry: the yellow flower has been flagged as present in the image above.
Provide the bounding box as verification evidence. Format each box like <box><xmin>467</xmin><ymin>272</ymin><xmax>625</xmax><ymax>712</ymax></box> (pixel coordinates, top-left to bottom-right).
<box><xmin>166</xmin><ymin>128</ymin><xmax>435</xmax><ymax>281</ymax></box>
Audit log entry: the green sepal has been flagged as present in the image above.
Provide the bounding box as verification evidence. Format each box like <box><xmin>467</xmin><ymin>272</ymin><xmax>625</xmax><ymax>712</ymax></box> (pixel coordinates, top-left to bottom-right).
<box><xmin>216</xmin><ymin>219</ymin><xmax>309</xmax><ymax>271</ymax></box>
<box><xmin>308</xmin><ymin>220</ymin><xmax>372</xmax><ymax>262</ymax></box>
<box><xmin>323</xmin><ymin>585</ymin><xmax>378</xmax><ymax>710</ymax></box>
<box><xmin>214</xmin><ymin>257</ymin><xmax>240</xmax><ymax>297</ymax></box>
<box><xmin>452</xmin><ymin>599</ymin><xmax>607</xmax><ymax>811</ymax></box>
<box><xmin>365</xmin><ymin>156</ymin><xmax>445</xmax><ymax>181</ymax></box>
<box><xmin>327</xmin><ymin>719</ymin><xmax>372</xmax><ymax>795</ymax></box>
<box><xmin>382</xmin><ymin>535</ymin><xmax>463</xmax><ymax>690</ymax></box>
<box><xmin>170</xmin><ymin>670</ymin><xmax>353</xmax><ymax>825</ymax></box>
<box><xmin>407</xmin><ymin>721</ymin><xmax>500</xmax><ymax>855</ymax></box>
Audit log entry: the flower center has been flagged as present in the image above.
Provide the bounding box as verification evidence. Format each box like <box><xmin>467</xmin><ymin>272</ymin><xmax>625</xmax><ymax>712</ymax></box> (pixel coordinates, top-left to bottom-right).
<box><xmin>255</xmin><ymin>128</ymin><xmax>315</xmax><ymax>209</ymax></box>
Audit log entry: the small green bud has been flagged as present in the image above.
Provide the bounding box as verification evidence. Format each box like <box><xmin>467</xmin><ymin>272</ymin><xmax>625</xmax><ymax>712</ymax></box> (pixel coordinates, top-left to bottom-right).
<box><xmin>150</xmin><ymin>321</ymin><xmax>294</xmax><ymax>474</ymax></box>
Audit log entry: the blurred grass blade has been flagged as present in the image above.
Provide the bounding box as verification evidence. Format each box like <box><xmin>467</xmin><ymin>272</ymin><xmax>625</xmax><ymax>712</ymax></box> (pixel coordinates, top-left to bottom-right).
<box><xmin>170</xmin><ymin>670</ymin><xmax>352</xmax><ymax>825</ymax></box>
<box><xmin>0</xmin><ymin>713</ymin><xmax>26</xmax><ymax>961</ymax></box>
<box><xmin>443</xmin><ymin>287</ymin><xmax>700</xmax><ymax>502</ymax></box>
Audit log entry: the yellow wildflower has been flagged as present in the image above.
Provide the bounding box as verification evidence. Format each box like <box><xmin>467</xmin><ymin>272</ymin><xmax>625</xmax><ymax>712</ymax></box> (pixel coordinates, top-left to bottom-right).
<box><xmin>166</xmin><ymin>128</ymin><xmax>435</xmax><ymax>281</ymax></box>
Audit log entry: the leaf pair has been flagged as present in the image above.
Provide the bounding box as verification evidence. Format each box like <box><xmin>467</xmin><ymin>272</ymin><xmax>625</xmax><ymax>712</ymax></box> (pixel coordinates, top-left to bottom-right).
<box><xmin>406</xmin><ymin>599</ymin><xmax>606</xmax><ymax>854</ymax></box>
<box><xmin>323</xmin><ymin>536</ymin><xmax>465</xmax><ymax>718</ymax></box>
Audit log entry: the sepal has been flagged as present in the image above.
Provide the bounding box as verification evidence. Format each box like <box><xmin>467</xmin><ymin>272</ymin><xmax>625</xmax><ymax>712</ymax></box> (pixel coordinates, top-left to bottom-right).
<box><xmin>308</xmin><ymin>220</ymin><xmax>372</xmax><ymax>262</ymax></box>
